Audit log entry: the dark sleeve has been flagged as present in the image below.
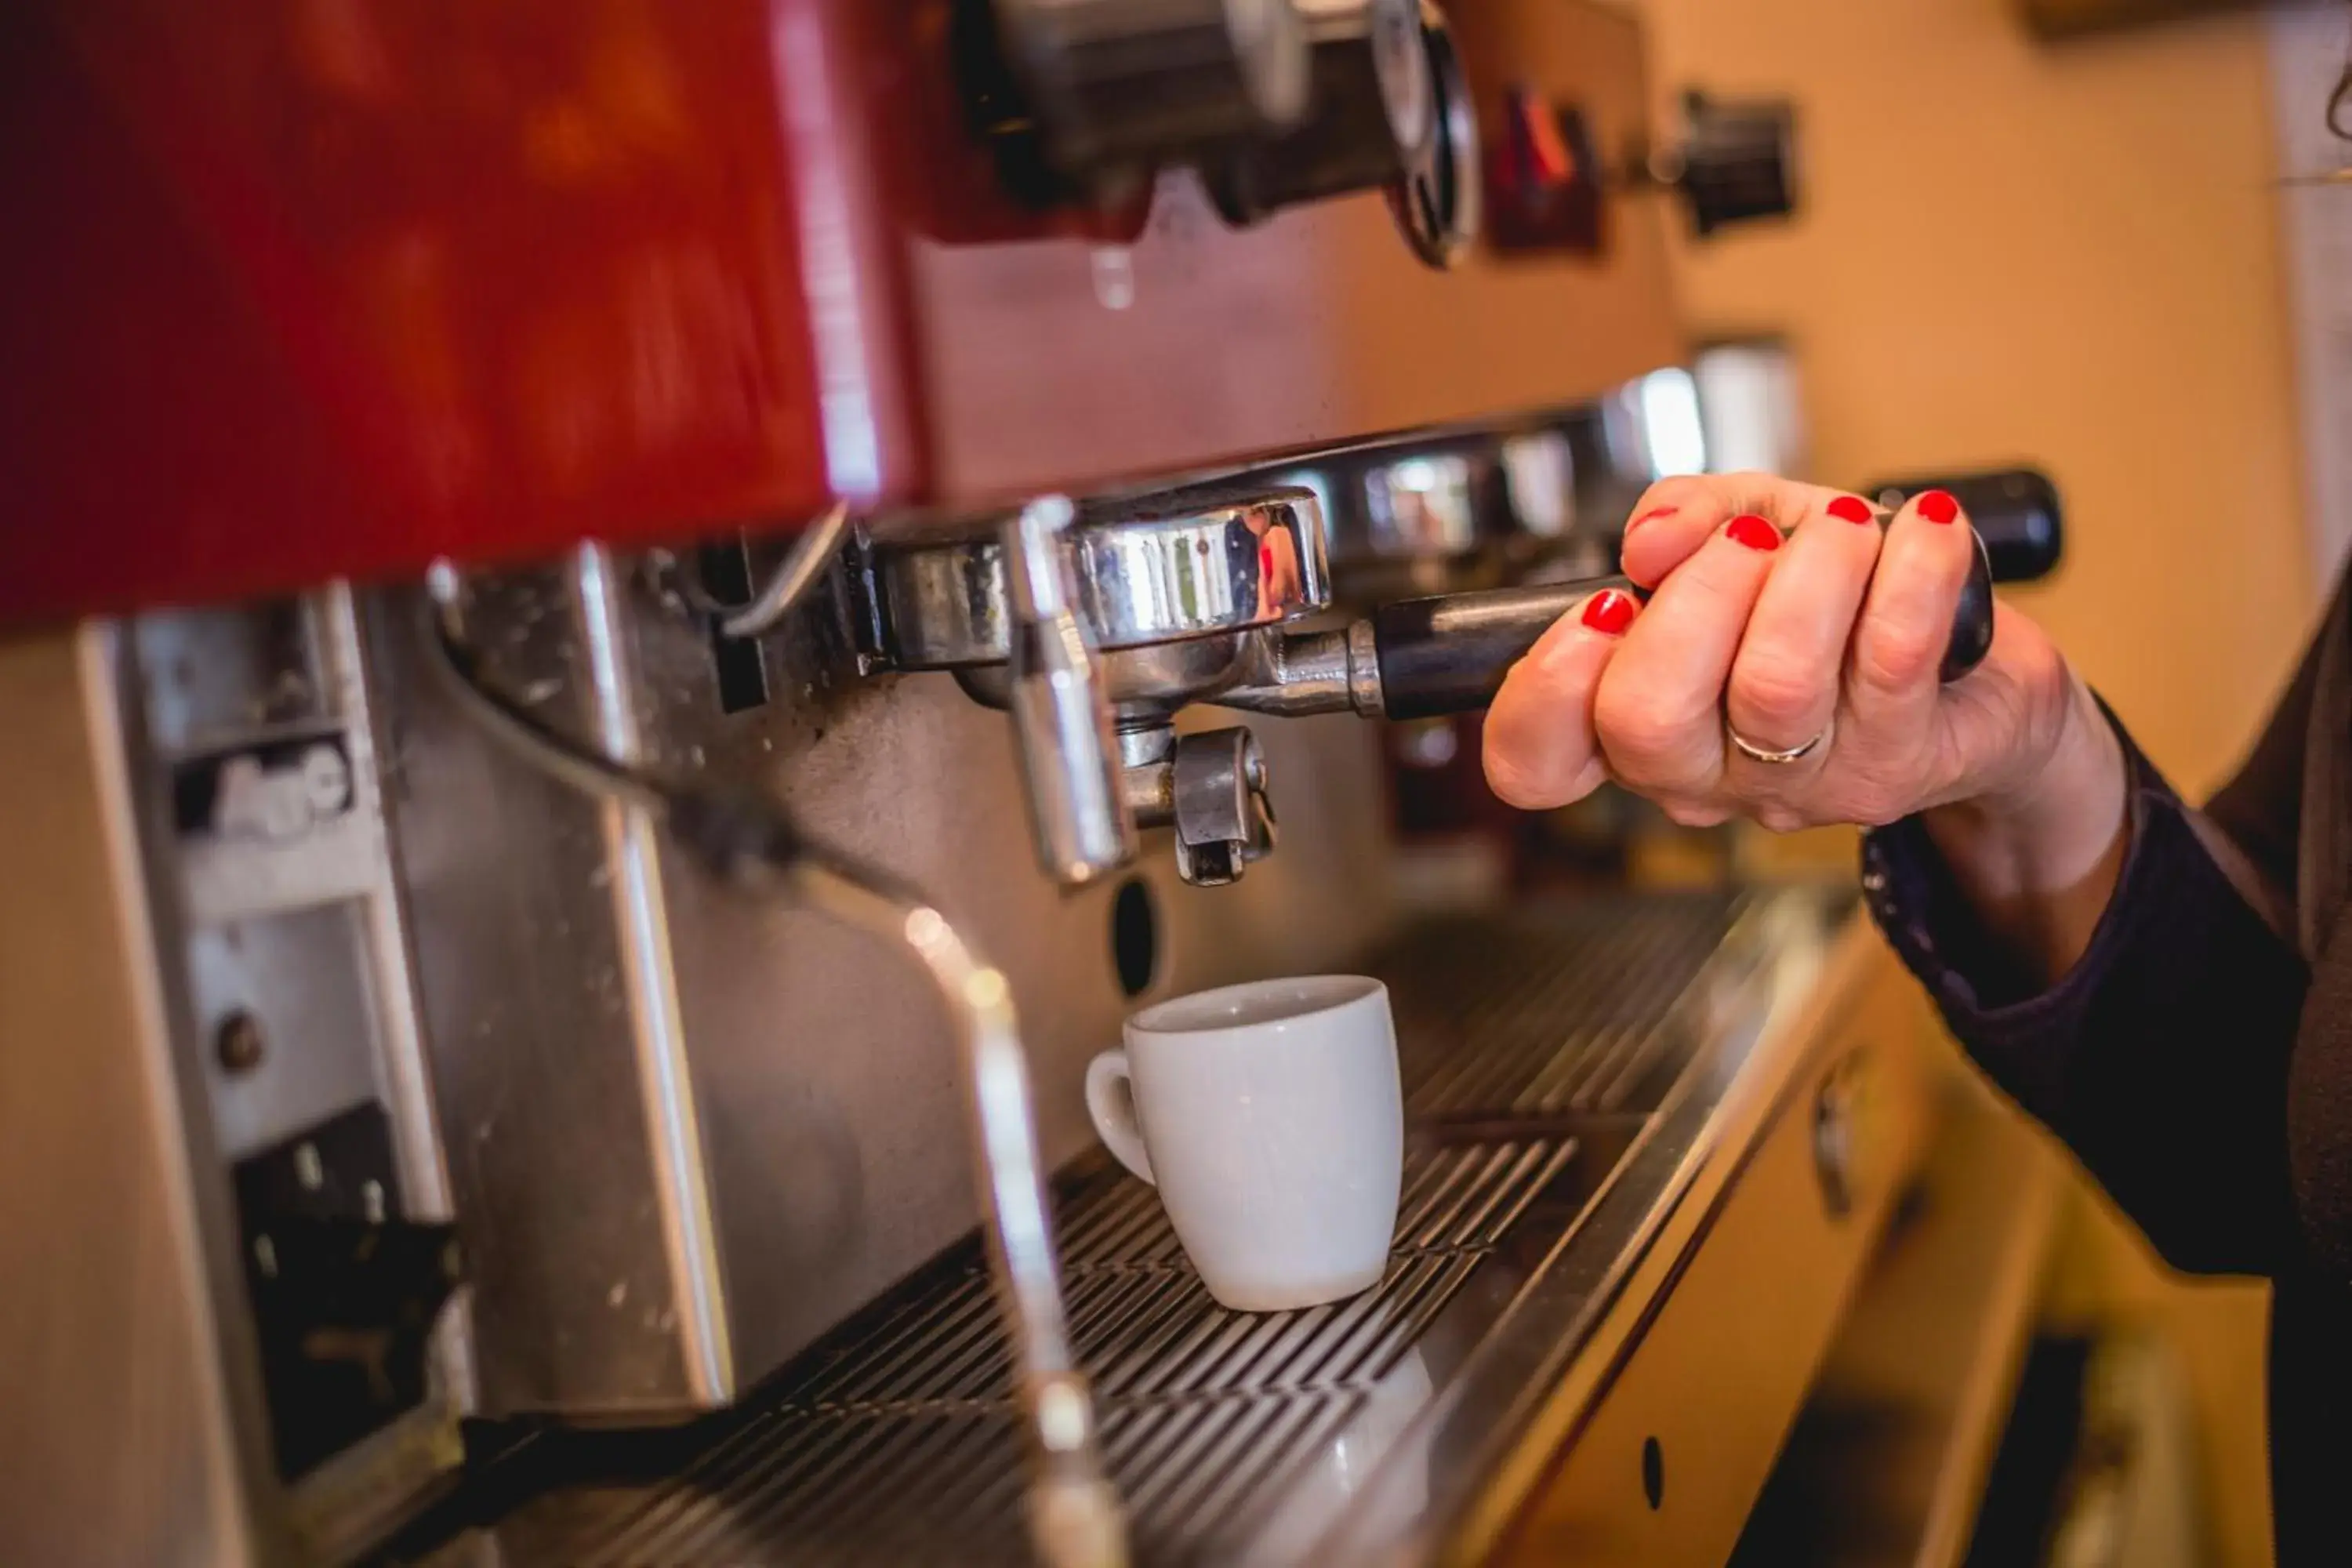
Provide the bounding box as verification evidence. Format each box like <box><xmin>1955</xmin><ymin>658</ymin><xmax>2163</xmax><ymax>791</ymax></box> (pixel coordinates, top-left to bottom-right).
<box><xmin>1863</xmin><ymin>710</ymin><xmax>2309</xmax><ymax>1279</ymax></box>
<box><xmin>2206</xmin><ymin>629</ymin><xmax>2320</xmax><ymax>910</ymax></box>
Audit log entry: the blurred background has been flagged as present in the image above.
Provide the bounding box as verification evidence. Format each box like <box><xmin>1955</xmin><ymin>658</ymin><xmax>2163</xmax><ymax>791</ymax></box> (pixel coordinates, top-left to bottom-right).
<box><xmin>1635</xmin><ymin>3</ymin><xmax>2347</xmax><ymax>1563</ymax></box>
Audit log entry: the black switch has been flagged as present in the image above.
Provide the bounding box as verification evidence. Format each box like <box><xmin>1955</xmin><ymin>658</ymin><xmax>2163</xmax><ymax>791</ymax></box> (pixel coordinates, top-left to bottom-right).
<box><xmin>1677</xmin><ymin>91</ymin><xmax>1800</xmax><ymax>239</ymax></box>
<box><xmin>234</xmin><ymin>1104</ymin><xmax>463</xmax><ymax>1480</ymax></box>
<box><xmin>698</xmin><ymin>537</ymin><xmax>773</xmax><ymax>714</ymax></box>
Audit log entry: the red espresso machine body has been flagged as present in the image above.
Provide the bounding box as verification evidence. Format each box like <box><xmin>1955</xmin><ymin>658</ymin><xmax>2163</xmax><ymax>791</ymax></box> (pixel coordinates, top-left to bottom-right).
<box><xmin>1</xmin><ymin>0</ymin><xmax>1685</xmax><ymax>622</ymax></box>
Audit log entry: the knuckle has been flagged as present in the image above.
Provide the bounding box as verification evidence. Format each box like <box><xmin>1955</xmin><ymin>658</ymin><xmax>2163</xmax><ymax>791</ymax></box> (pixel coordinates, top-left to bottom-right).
<box><xmin>1841</xmin><ymin>791</ymin><xmax>1900</xmax><ymax>829</ymax></box>
<box><xmin>1728</xmin><ymin>471</ymin><xmax>1816</xmax><ymax>521</ymax></box>
<box><xmin>1854</xmin><ymin>622</ymin><xmax>1942</xmax><ymax>694</ymax></box>
<box><xmin>1829</xmin><ymin>767</ymin><xmax>1914</xmax><ymax>828</ymax></box>
<box><xmin>1661</xmin><ymin>797</ymin><xmax>1730</xmax><ymax>829</ymax></box>
<box><xmin>1729</xmin><ymin>656</ymin><xmax>1825</xmax><ymax>733</ymax></box>
<box><xmin>1482</xmin><ymin>751</ymin><xmax>1551</xmax><ymax>811</ymax></box>
<box><xmin>1593</xmin><ymin>683</ymin><xmax>1686</xmax><ymax>769</ymax></box>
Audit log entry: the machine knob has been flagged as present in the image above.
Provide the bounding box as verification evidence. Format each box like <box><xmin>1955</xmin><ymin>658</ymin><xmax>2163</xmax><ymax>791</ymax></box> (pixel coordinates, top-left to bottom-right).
<box><xmin>992</xmin><ymin>0</ymin><xmax>1312</xmax><ymax>195</ymax></box>
<box><xmin>1668</xmin><ymin>89</ymin><xmax>1800</xmax><ymax>238</ymax></box>
<box><xmin>1208</xmin><ymin>0</ymin><xmax>1430</xmax><ymax>224</ymax></box>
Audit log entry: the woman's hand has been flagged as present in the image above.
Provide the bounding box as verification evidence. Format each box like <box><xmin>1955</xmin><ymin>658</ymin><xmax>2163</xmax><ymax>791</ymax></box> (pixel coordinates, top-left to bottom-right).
<box><xmin>1481</xmin><ymin>472</ymin><xmax>2131</xmax><ymax>980</ymax></box>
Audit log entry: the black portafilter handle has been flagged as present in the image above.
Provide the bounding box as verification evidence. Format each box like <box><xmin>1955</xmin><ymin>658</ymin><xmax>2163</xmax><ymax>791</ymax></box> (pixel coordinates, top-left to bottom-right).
<box><xmin>1368</xmin><ymin>467</ymin><xmax>2064</xmax><ymax>722</ymax></box>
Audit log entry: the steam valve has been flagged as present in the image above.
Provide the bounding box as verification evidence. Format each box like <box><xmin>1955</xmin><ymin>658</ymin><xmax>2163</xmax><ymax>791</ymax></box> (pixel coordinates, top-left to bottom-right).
<box><xmin>989</xmin><ymin>0</ymin><xmax>1313</xmax><ymax>198</ymax></box>
<box><xmin>1208</xmin><ymin>0</ymin><xmax>1432</xmax><ymax>224</ymax></box>
<box><xmin>1661</xmin><ymin>90</ymin><xmax>1800</xmax><ymax>238</ymax></box>
<box><xmin>1482</xmin><ymin>85</ymin><xmax>1797</xmax><ymax>256</ymax></box>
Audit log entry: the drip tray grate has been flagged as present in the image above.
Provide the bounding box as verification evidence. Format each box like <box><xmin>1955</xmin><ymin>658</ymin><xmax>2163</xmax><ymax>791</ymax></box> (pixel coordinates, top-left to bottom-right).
<box><xmin>1388</xmin><ymin>890</ymin><xmax>1744</xmax><ymax>1119</ymax></box>
<box><xmin>501</xmin><ymin>1139</ymin><xmax>1571</xmax><ymax>1566</ymax></box>
<box><xmin>539</xmin><ymin>1390</ymin><xmax>1374</xmax><ymax>1568</ymax></box>
<box><xmin>482</xmin><ymin>890</ymin><xmax>1771</xmax><ymax>1566</ymax></box>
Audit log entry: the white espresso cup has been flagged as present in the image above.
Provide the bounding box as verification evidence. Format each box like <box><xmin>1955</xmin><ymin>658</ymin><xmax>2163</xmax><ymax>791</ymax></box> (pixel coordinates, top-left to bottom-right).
<box><xmin>1085</xmin><ymin>975</ymin><xmax>1403</xmax><ymax>1312</ymax></box>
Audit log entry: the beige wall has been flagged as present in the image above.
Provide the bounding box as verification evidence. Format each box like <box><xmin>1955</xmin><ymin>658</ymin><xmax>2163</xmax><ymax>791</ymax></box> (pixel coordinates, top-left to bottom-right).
<box><xmin>1630</xmin><ymin>4</ymin><xmax>2320</xmax><ymax>1562</ymax></box>
<box><xmin>1639</xmin><ymin>0</ymin><xmax>2317</xmax><ymax>793</ymax></box>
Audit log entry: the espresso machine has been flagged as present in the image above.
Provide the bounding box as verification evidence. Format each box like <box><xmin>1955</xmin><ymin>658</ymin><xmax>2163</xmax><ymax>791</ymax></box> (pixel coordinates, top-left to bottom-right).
<box><xmin>0</xmin><ymin>2</ymin><xmax>2061</xmax><ymax>1564</ymax></box>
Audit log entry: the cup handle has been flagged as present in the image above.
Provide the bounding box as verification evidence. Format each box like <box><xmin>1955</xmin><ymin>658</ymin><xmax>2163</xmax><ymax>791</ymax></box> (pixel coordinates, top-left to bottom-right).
<box><xmin>1084</xmin><ymin>1050</ymin><xmax>1156</xmax><ymax>1186</ymax></box>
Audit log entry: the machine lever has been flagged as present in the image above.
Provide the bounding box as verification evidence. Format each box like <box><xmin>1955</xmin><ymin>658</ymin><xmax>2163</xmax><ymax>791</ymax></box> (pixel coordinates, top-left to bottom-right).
<box><xmin>1364</xmin><ymin>467</ymin><xmax>2063</xmax><ymax>721</ymax></box>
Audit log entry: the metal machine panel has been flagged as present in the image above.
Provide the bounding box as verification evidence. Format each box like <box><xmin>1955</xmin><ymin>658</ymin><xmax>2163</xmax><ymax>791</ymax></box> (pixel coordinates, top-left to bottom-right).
<box><xmin>364</xmin><ymin>551</ymin><xmax>1398</xmax><ymax>1417</ymax></box>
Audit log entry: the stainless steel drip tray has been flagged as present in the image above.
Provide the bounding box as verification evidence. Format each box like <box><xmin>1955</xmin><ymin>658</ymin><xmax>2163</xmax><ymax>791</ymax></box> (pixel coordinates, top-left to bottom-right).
<box><xmin>428</xmin><ymin>886</ymin><xmax>1849</xmax><ymax>1567</ymax></box>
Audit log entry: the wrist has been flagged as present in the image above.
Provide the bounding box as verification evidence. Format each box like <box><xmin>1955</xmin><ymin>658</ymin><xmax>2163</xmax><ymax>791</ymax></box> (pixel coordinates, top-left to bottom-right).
<box><xmin>1912</xmin><ymin>675</ymin><xmax>2129</xmax><ymax>986</ymax></box>
<box><xmin>1923</xmin><ymin>674</ymin><xmax>2128</xmax><ymax>902</ymax></box>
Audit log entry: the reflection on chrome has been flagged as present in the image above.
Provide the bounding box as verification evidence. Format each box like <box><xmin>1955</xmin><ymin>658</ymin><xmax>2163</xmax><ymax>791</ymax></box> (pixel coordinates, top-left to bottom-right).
<box><xmin>1247</xmin><ymin>1345</ymin><xmax>1435</xmax><ymax>1566</ymax></box>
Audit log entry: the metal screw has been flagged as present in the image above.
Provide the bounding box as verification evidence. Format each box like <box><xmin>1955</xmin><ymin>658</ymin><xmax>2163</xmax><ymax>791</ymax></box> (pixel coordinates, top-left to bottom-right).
<box><xmin>361</xmin><ymin>1179</ymin><xmax>387</xmax><ymax>1224</ymax></box>
<box><xmin>1813</xmin><ymin>1055</ymin><xmax>1866</xmax><ymax>1219</ymax></box>
<box><xmin>294</xmin><ymin>1142</ymin><xmax>325</xmax><ymax>1192</ymax></box>
<box><xmin>215</xmin><ymin>1011</ymin><xmax>265</xmax><ymax>1075</ymax></box>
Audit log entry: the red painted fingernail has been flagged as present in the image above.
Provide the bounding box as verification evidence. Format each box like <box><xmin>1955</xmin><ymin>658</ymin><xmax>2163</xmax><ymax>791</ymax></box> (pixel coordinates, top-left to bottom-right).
<box><xmin>1627</xmin><ymin>506</ymin><xmax>1677</xmax><ymax>533</ymax></box>
<box><xmin>1917</xmin><ymin>489</ymin><xmax>1960</xmax><ymax>524</ymax></box>
<box><xmin>1827</xmin><ymin>495</ymin><xmax>1875</xmax><ymax>524</ymax></box>
<box><xmin>1581</xmin><ymin>588</ymin><xmax>1637</xmax><ymax>635</ymax></box>
<box><xmin>1725</xmin><ymin>514</ymin><xmax>1781</xmax><ymax>552</ymax></box>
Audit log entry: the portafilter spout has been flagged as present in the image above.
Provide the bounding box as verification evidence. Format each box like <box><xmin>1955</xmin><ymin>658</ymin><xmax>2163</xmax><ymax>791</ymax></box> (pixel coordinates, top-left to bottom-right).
<box><xmin>866</xmin><ymin>485</ymin><xmax>1330</xmax><ymax>889</ymax></box>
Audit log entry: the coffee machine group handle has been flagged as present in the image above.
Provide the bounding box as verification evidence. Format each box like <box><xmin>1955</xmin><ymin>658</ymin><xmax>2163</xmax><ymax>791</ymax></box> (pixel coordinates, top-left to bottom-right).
<box><xmin>1368</xmin><ymin>468</ymin><xmax>2062</xmax><ymax>722</ymax></box>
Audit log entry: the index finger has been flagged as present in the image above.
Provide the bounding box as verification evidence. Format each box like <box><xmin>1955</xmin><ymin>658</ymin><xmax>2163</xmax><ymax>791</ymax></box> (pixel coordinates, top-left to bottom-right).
<box><xmin>1617</xmin><ymin>474</ymin><xmax>1846</xmax><ymax>589</ymax></box>
<box><xmin>1484</xmin><ymin>588</ymin><xmax>1642</xmax><ymax>810</ymax></box>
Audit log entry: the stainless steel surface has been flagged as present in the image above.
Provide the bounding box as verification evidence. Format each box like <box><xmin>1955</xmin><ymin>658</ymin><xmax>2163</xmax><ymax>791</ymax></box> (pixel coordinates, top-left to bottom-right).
<box><xmin>125</xmin><ymin>590</ymin><xmax>474</xmax><ymax>1561</ymax></box>
<box><xmin>576</xmin><ymin>541</ymin><xmax>738</xmax><ymax>1406</ymax></box>
<box><xmin>448</xmin><ymin>887</ymin><xmax>1852</xmax><ymax>1566</ymax></box>
<box><xmin>880</xmin><ymin>484</ymin><xmax>1337</xmax><ymax>890</ymax></box>
<box><xmin>1357</xmin><ymin>0</ymin><xmax>1430</xmax><ymax>158</ymax></box>
<box><xmin>1499</xmin><ymin>430</ymin><xmax>1577</xmax><ymax>540</ymax></box>
<box><xmin>183</xmin><ymin>904</ymin><xmax>387</xmax><ymax>1162</ymax></box>
<box><xmin>499</xmin><ymin>1134</ymin><xmax>1573</xmax><ymax>1567</ymax></box>
<box><xmin>957</xmin><ymin>637</ymin><xmax>1259</xmax><ymax>726</ymax></box>
<box><xmin>432</xmin><ymin>554</ymin><xmax>1142</xmax><ymax>1563</ymax></box>
<box><xmin>368</xmin><ymin>548</ymin><xmax>1397</xmax><ymax>1421</ymax></box>
<box><xmin>1118</xmin><ymin>725</ymin><xmax>1180</xmax><ymax>829</ymax></box>
<box><xmin>876</xmin><ymin>488</ymin><xmax>1330</xmax><ymax>671</ymax></box>
<box><xmin>1314</xmin><ymin>890</ymin><xmax>1850</xmax><ymax>1567</ymax></box>
<box><xmin>1001</xmin><ymin>497</ymin><xmax>1138</xmax><ymax>887</ymax></box>
<box><xmin>1111</xmin><ymin>724</ymin><xmax>1276</xmax><ymax>887</ymax></box>
<box><xmin>993</xmin><ymin>0</ymin><xmax>1312</xmax><ymax>193</ymax></box>
<box><xmin>3</xmin><ymin>599</ymin><xmax>493</xmax><ymax>1566</ymax></box>
<box><xmin>1388</xmin><ymin>2</ymin><xmax>1480</xmax><ymax>269</ymax></box>
<box><xmin>372</xmin><ymin>563</ymin><xmax>731</xmax><ymax>1416</ymax></box>
<box><xmin>1360</xmin><ymin>452</ymin><xmax>1482</xmax><ymax>560</ymax></box>
<box><xmin>132</xmin><ymin>600</ymin><xmax>332</xmax><ymax>747</ymax></box>
<box><xmin>1167</xmin><ymin>727</ymin><xmax>1276</xmax><ymax>887</ymax></box>
<box><xmin>1485</xmin><ymin>931</ymin><xmax>1929</xmax><ymax>1568</ymax></box>
<box><xmin>485</xmin><ymin>1128</ymin><xmax>1581</xmax><ymax>1568</ymax></box>
<box><xmin>1218</xmin><ymin>620</ymin><xmax>1386</xmax><ymax>719</ymax></box>
<box><xmin>782</xmin><ymin>860</ymin><xmax>1124</xmax><ymax>1567</ymax></box>
<box><xmin>1384</xmin><ymin>892</ymin><xmax>1764</xmax><ymax>1120</ymax></box>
